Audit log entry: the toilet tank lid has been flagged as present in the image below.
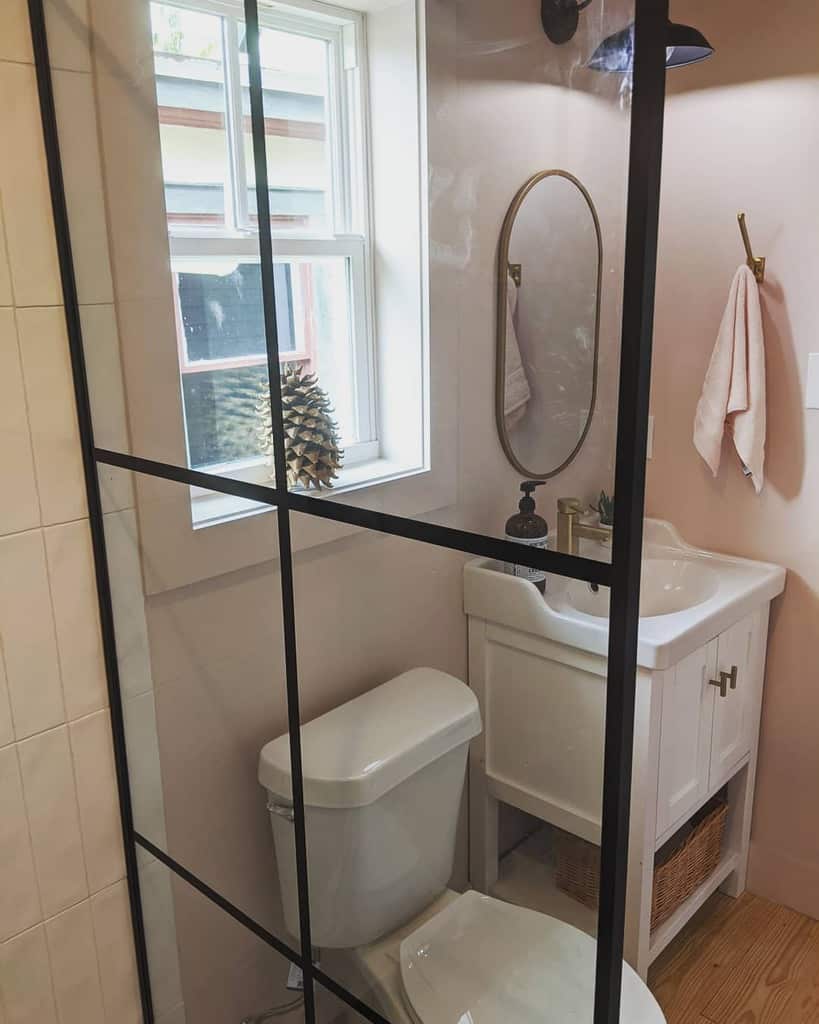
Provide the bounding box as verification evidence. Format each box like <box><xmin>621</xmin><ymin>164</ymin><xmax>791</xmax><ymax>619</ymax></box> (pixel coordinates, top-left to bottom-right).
<box><xmin>258</xmin><ymin>668</ymin><xmax>481</xmax><ymax>809</ymax></box>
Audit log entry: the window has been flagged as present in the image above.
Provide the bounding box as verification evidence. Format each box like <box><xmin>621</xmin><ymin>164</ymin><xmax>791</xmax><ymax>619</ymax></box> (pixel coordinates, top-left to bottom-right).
<box><xmin>151</xmin><ymin>0</ymin><xmax>377</xmax><ymax>485</ymax></box>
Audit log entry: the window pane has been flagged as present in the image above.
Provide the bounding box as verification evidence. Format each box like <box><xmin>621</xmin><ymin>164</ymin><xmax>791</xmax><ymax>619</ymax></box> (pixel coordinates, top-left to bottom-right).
<box><xmin>182</xmin><ymin>363</ymin><xmax>268</xmax><ymax>470</ymax></box>
<box><xmin>291</xmin><ymin>257</ymin><xmax>358</xmax><ymax>447</ymax></box>
<box><xmin>176</xmin><ymin>262</ymin><xmax>295</xmax><ymax>362</ymax></box>
<box><xmin>239</xmin><ymin>25</ymin><xmax>331</xmax><ymax>233</ymax></box>
<box><xmin>177</xmin><ymin>258</ymin><xmax>358</xmax><ymax>470</ymax></box>
<box><xmin>151</xmin><ymin>3</ymin><xmax>229</xmax><ymax>227</ymax></box>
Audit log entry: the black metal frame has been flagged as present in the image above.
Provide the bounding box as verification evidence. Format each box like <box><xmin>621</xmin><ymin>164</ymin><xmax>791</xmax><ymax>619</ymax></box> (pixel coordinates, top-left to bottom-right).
<box><xmin>28</xmin><ymin>0</ymin><xmax>668</xmax><ymax>1018</ymax></box>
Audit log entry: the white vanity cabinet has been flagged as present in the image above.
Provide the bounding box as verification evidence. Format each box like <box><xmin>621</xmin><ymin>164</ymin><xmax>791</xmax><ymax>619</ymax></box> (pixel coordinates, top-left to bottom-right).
<box><xmin>656</xmin><ymin>612</ymin><xmax>761</xmax><ymax>839</ymax></box>
<box><xmin>464</xmin><ymin>530</ymin><xmax>785</xmax><ymax>979</ymax></box>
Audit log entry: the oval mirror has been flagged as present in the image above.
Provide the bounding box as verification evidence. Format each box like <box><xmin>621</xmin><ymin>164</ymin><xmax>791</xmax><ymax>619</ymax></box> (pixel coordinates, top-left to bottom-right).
<box><xmin>496</xmin><ymin>170</ymin><xmax>602</xmax><ymax>479</ymax></box>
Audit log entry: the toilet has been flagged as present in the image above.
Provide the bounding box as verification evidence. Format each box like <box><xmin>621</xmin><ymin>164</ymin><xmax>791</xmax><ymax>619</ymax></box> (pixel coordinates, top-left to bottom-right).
<box><xmin>259</xmin><ymin>668</ymin><xmax>665</xmax><ymax>1023</ymax></box>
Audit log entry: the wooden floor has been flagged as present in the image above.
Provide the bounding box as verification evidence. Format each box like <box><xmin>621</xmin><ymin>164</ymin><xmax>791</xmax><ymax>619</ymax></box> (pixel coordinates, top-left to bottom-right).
<box><xmin>648</xmin><ymin>892</ymin><xmax>819</xmax><ymax>1023</ymax></box>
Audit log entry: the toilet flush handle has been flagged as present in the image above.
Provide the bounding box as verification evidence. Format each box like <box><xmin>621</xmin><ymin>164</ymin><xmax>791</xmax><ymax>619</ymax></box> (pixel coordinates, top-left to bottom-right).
<box><xmin>267</xmin><ymin>797</ymin><xmax>295</xmax><ymax>823</ymax></box>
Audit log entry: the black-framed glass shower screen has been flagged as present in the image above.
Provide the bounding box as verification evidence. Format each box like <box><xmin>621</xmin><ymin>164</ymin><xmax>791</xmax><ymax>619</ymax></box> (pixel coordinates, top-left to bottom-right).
<box><xmin>28</xmin><ymin>0</ymin><xmax>669</xmax><ymax>1019</ymax></box>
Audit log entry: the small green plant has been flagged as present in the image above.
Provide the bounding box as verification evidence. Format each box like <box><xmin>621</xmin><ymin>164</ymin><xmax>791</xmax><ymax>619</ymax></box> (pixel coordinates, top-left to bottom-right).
<box><xmin>593</xmin><ymin>490</ymin><xmax>614</xmax><ymax>527</ymax></box>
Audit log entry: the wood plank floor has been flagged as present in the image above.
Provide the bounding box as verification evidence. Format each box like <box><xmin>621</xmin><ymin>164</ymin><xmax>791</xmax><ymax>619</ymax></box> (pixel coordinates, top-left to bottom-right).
<box><xmin>648</xmin><ymin>892</ymin><xmax>819</xmax><ymax>1023</ymax></box>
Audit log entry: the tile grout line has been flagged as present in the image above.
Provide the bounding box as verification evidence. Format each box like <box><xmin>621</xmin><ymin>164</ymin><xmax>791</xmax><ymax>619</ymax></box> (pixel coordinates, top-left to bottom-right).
<box><xmin>10</xmin><ymin>302</ymin><xmax>49</xmax><ymax>531</ymax></box>
<box><xmin>0</xmin><ymin>877</ymin><xmax>128</xmax><ymax>948</ymax></box>
<box><xmin>16</xmin><ymin>299</ymin><xmax>112</xmax><ymax>309</ymax></box>
<box><xmin>10</xmin><ymin>742</ymin><xmax>47</xmax><ymax>928</ymax></box>
<box><xmin>40</xmin><ymin>910</ymin><xmax>67</xmax><ymax>1024</ymax></box>
<box><xmin>0</xmin><ymin>55</ymin><xmax>97</xmax><ymax>75</ymax></box>
<box><xmin>0</xmin><ymin>56</ymin><xmax>35</xmax><ymax>69</ymax></box>
<box><xmin>63</xmin><ymin>709</ymin><xmax>93</xmax><ymax>898</ymax></box>
<box><xmin>0</xmin><ymin>639</ymin><xmax>14</xmax><ymax>747</ymax></box>
<box><xmin>87</xmin><ymin>879</ymin><xmax>124</xmax><ymax>1024</ymax></box>
<box><xmin>43</xmin><ymin>518</ymin><xmax>109</xmax><ymax>727</ymax></box>
<box><xmin>0</xmin><ymin>187</ymin><xmax>48</xmax><ymax>548</ymax></box>
<box><xmin>0</xmin><ymin>699</ymin><xmax>111</xmax><ymax>752</ymax></box>
<box><xmin>86</xmin><ymin>886</ymin><xmax>111</xmax><ymax>1024</ymax></box>
<box><xmin>0</xmin><ymin>514</ymin><xmax>90</xmax><ymax>542</ymax></box>
<box><xmin>17</xmin><ymin>305</ymin><xmax>90</xmax><ymax>524</ymax></box>
<box><xmin>35</xmin><ymin>527</ymin><xmax>70</xmax><ymax>728</ymax></box>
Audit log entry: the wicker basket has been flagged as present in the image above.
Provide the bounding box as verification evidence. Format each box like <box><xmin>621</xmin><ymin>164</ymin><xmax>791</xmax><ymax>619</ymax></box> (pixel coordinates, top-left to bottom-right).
<box><xmin>553</xmin><ymin>829</ymin><xmax>601</xmax><ymax>910</ymax></box>
<box><xmin>553</xmin><ymin>801</ymin><xmax>728</xmax><ymax>931</ymax></box>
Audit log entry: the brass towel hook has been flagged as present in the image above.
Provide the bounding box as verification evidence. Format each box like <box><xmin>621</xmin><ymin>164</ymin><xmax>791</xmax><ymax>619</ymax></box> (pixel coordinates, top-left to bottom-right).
<box><xmin>737</xmin><ymin>212</ymin><xmax>766</xmax><ymax>284</ymax></box>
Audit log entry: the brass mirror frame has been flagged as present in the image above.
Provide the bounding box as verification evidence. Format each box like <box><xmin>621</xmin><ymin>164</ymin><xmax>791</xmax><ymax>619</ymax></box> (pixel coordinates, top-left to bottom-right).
<box><xmin>495</xmin><ymin>169</ymin><xmax>603</xmax><ymax>480</ymax></box>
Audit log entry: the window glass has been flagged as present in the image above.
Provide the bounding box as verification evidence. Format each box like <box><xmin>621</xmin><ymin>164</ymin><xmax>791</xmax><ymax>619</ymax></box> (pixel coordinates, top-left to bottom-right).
<box><xmin>176</xmin><ymin>263</ymin><xmax>295</xmax><ymax>362</ymax></box>
<box><xmin>182</xmin><ymin>364</ymin><xmax>268</xmax><ymax>470</ymax></box>
<box><xmin>175</xmin><ymin>258</ymin><xmax>357</xmax><ymax>471</ymax></box>
<box><xmin>151</xmin><ymin>3</ymin><xmax>230</xmax><ymax>226</ymax></box>
<box><xmin>239</xmin><ymin>25</ymin><xmax>332</xmax><ymax>233</ymax></box>
<box><xmin>150</xmin><ymin>0</ymin><xmax>372</xmax><ymax>483</ymax></box>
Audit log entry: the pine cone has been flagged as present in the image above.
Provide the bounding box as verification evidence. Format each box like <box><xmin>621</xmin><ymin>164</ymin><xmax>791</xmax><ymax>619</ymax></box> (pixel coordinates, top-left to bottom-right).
<box><xmin>257</xmin><ymin>365</ymin><xmax>343</xmax><ymax>490</ymax></box>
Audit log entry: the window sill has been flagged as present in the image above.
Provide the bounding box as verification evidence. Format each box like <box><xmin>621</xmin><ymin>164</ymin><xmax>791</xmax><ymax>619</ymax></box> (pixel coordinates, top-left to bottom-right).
<box><xmin>191</xmin><ymin>455</ymin><xmax>427</xmax><ymax>531</ymax></box>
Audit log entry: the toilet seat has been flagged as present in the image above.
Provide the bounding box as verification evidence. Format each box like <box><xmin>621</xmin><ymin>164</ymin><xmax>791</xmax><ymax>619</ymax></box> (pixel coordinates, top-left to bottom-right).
<box><xmin>399</xmin><ymin>891</ymin><xmax>665</xmax><ymax>1024</ymax></box>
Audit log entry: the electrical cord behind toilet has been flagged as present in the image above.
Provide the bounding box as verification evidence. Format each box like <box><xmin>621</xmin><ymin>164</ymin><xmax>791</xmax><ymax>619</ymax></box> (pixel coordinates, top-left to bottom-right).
<box><xmin>239</xmin><ymin>993</ymin><xmax>304</xmax><ymax>1024</ymax></box>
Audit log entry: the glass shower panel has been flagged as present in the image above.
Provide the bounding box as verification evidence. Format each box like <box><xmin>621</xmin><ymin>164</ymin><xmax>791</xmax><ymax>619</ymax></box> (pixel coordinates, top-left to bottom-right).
<box><xmin>314</xmin><ymin>981</ymin><xmax>375</xmax><ymax>1024</ymax></box>
<box><xmin>265</xmin><ymin>0</ymin><xmax>637</xmax><ymax>568</ymax></box>
<box><xmin>51</xmin><ymin>0</ymin><xmax>640</xmax><ymax>561</ymax></box>
<box><xmin>40</xmin><ymin>0</ymin><xmax>653</xmax><ymax>1018</ymax></box>
<box><xmin>136</xmin><ymin>847</ymin><xmax>305</xmax><ymax>1024</ymax></box>
<box><xmin>44</xmin><ymin>0</ymin><xmax>282</xmax><ymax>497</ymax></box>
<box><xmin>287</xmin><ymin>512</ymin><xmax>608</xmax><ymax>1022</ymax></box>
<box><xmin>100</xmin><ymin>467</ymin><xmax>297</xmax><ymax>952</ymax></box>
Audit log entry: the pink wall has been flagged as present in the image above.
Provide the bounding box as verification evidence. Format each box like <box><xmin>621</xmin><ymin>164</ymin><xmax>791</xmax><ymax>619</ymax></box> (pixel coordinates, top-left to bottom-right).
<box><xmin>648</xmin><ymin>0</ymin><xmax>819</xmax><ymax>917</ymax></box>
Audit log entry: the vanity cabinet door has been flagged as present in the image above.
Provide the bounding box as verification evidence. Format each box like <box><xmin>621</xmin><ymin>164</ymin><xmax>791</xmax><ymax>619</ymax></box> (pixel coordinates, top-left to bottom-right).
<box><xmin>656</xmin><ymin>641</ymin><xmax>718</xmax><ymax>838</ymax></box>
<box><xmin>709</xmin><ymin>613</ymin><xmax>758</xmax><ymax>789</ymax></box>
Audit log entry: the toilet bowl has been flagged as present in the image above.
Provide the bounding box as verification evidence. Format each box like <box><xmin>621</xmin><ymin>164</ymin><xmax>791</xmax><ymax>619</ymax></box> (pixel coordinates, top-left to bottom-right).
<box><xmin>258</xmin><ymin>668</ymin><xmax>665</xmax><ymax>1024</ymax></box>
<box><xmin>327</xmin><ymin>887</ymin><xmax>664</xmax><ymax>1024</ymax></box>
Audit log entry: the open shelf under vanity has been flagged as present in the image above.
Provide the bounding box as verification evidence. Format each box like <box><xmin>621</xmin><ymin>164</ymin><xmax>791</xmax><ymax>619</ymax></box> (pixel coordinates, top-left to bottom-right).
<box><xmin>491</xmin><ymin>815</ymin><xmax>743</xmax><ymax>971</ymax></box>
<box><xmin>491</xmin><ymin>827</ymin><xmax>598</xmax><ymax>938</ymax></box>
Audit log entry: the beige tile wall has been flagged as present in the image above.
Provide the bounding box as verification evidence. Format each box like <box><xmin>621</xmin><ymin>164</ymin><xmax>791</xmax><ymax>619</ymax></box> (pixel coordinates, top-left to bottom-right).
<box><xmin>0</xmin><ymin>4</ymin><xmax>143</xmax><ymax>1024</ymax></box>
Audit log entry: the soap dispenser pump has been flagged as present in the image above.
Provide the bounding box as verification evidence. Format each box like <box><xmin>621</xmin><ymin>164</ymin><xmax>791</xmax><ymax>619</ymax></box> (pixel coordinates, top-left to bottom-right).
<box><xmin>504</xmin><ymin>480</ymin><xmax>549</xmax><ymax>592</ymax></box>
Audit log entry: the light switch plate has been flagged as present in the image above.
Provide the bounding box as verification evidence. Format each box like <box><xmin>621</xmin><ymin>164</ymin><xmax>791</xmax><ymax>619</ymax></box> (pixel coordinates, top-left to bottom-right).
<box><xmin>807</xmin><ymin>353</ymin><xmax>819</xmax><ymax>409</ymax></box>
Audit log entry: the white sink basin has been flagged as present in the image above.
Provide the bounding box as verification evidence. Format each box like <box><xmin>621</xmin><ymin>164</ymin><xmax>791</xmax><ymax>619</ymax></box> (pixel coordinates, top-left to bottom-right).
<box><xmin>566</xmin><ymin>557</ymin><xmax>721</xmax><ymax>619</ymax></box>
<box><xmin>464</xmin><ymin>520</ymin><xmax>785</xmax><ymax>669</ymax></box>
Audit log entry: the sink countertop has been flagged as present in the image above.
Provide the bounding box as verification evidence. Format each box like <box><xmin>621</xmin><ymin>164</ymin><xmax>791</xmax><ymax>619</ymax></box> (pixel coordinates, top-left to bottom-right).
<box><xmin>464</xmin><ymin>519</ymin><xmax>786</xmax><ymax>670</ymax></box>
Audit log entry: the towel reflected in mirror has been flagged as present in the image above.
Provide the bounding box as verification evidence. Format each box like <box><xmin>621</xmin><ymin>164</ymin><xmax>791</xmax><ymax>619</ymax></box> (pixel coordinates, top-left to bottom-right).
<box><xmin>503</xmin><ymin>271</ymin><xmax>531</xmax><ymax>431</ymax></box>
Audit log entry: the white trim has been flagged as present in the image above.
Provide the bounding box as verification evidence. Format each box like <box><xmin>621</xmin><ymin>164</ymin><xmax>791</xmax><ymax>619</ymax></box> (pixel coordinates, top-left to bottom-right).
<box><xmin>169</xmin><ymin>233</ymin><xmax>365</xmax><ymax>257</ymax></box>
<box><xmin>416</xmin><ymin>0</ymin><xmax>431</xmax><ymax>472</ymax></box>
<box><xmin>222</xmin><ymin>16</ymin><xmax>249</xmax><ymax>230</ymax></box>
<box><xmin>191</xmin><ymin>449</ymin><xmax>424</xmax><ymax>528</ymax></box>
<box><xmin>188</xmin><ymin>436</ymin><xmax>378</xmax><ymax>494</ymax></box>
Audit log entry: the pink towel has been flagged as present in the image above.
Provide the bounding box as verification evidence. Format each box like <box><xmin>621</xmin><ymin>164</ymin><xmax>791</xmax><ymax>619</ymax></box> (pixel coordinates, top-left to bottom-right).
<box><xmin>504</xmin><ymin>274</ymin><xmax>531</xmax><ymax>430</ymax></box>
<box><xmin>694</xmin><ymin>265</ymin><xmax>766</xmax><ymax>493</ymax></box>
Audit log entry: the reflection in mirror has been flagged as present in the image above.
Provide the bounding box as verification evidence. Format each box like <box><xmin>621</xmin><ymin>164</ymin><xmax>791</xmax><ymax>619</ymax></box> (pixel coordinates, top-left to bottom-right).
<box><xmin>496</xmin><ymin>171</ymin><xmax>602</xmax><ymax>480</ymax></box>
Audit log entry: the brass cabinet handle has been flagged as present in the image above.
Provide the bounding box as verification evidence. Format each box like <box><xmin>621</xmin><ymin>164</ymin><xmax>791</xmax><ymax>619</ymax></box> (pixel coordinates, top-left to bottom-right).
<box><xmin>710</xmin><ymin>676</ymin><xmax>728</xmax><ymax>698</ymax></box>
<box><xmin>720</xmin><ymin>665</ymin><xmax>739</xmax><ymax>691</ymax></box>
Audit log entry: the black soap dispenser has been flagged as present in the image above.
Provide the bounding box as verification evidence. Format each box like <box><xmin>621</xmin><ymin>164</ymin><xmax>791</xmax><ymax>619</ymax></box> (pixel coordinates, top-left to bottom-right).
<box><xmin>504</xmin><ymin>480</ymin><xmax>549</xmax><ymax>593</ymax></box>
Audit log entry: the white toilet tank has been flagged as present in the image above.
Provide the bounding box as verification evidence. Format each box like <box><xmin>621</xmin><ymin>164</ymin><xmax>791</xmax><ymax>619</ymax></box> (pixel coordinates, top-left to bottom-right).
<box><xmin>258</xmin><ymin>668</ymin><xmax>481</xmax><ymax>949</ymax></box>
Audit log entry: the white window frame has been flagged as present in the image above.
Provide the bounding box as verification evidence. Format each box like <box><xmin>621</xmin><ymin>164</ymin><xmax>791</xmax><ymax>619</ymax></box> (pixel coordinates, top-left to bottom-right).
<box><xmin>155</xmin><ymin>0</ymin><xmax>379</xmax><ymax>506</ymax></box>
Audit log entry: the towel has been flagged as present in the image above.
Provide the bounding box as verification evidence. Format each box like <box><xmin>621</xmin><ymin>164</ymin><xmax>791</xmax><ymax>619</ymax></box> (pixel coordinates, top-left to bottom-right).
<box><xmin>504</xmin><ymin>273</ymin><xmax>531</xmax><ymax>431</ymax></box>
<box><xmin>694</xmin><ymin>265</ymin><xmax>766</xmax><ymax>493</ymax></box>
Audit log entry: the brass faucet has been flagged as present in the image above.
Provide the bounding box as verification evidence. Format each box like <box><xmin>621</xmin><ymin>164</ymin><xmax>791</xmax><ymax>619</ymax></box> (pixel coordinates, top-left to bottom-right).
<box><xmin>556</xmin><ymin>498</ymin><xmax>612</xmax><ymax>556</ymax></box>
